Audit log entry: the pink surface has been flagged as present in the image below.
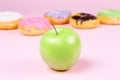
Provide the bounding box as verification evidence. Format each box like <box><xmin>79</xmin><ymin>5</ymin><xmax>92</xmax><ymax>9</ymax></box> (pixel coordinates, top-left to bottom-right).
<box><xmin>0</xmin><ymin>0</ymin><xmax>120</xmax><ymax>17</ymax></box>
<box><xmin>0</xmin><ymin>0</ymin><xmax>120</xmax><ymax>80</ymax></box>
<box><xmin>0</xmin><ymin>24</ymin><xmax>120</xmax><ymax>80</ymax></box>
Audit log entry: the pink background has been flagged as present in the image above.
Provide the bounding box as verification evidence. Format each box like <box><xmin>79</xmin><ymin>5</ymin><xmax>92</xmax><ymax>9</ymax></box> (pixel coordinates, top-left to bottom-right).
<box><xmin>0</xmin><ymin>0</ymin><xmax>120</xmax><ymax>80</ymax></box>
<box><xmin>0</xmin><ymin>0</ymin><xmax>120</xmax><ymax>16</ymax></box>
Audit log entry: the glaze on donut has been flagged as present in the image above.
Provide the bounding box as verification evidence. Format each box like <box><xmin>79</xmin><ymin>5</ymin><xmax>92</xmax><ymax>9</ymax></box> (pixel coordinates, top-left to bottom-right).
<box><xmin>18</xmin><ymin>17</ymin><xmax>51</xmax><ymax>36</ymax></box>
<box><xmin>69</xmin><ymin>13</ymin><xmax>100</xmax><ymax>29</ymax></box>
<box><xmin>0</xmin><ymin>11</ymin><xmax>22</xmax><ymax>30</ymax></box>
<box><xmin>97</xmin><ymin>9</ymin><xmax>120</xmax><ymax>24</ymax></box>
<box><xmin>44</xmin><ymin>10</ymin><xmax>72</xmax><ymax>24</ymax></box>
<box><xmin>71</xmin><ymin>13</ymin><xmax>97</xmax><ymax>24</ymax></box>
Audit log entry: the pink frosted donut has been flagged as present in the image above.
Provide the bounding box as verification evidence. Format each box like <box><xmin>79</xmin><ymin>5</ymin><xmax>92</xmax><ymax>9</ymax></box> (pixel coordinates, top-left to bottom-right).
<box><xmin>18</xmin><ymin>17</ymin><xmax>51</xmax><ymax>36</ymax></box>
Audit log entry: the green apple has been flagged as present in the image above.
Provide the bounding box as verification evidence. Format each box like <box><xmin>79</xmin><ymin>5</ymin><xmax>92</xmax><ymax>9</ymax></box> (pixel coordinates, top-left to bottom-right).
<box><xmin>40</xmin><ymin>26</ymin><xmax>81</xmax><ymax>71</ymax></box>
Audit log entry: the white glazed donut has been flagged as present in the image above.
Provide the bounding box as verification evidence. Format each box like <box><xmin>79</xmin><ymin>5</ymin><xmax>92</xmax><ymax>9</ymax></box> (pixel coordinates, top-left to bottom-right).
<box><xmin>0</xmin><ymin>11</ymin><xmax>23</xmax><ymax>30</ymax></box>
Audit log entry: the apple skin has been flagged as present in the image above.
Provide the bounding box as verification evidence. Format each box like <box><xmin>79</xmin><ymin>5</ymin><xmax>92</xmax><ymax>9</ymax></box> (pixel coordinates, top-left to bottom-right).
<box><xmin>40</xmin><ymin>26</ymin><xmax>81</xmax><ymax>71</ymax></box>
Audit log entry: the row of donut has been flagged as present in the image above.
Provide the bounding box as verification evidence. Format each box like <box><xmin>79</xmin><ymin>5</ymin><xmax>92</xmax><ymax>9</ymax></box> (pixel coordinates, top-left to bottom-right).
<box><xmin>0</xmin><ymin>9</ymin><xmax>120</xmax><ymax>36</ymax></box>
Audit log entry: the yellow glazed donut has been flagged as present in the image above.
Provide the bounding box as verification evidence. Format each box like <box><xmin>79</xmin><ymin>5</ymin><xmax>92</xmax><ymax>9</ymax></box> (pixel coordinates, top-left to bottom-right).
<box><xmin>97</xmin><ymin>9</ymin><xmax>120</xmax><ymax>25</ymax></box>
<box><xmin>69</xmin><ymin>13</ymin><xmax>100</xmax><ymax>29</ymax></box>
<box><xmin>18</xmin><ymin>17</ymin><xmax>51</xmax><ymax>36</ymax></box>
<box><xmin>44</xmin><ymin>10</ymin><xmax>72</xmax><ymax>25</ymax></box>
<box><xmin>0</xmin><ymin>11</ymin><xmax>22</xmax><ymax>30</ymax></box>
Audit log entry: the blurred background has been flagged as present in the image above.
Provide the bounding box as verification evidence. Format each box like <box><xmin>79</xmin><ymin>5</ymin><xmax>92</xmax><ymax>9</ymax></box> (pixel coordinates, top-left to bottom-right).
<box><xmin>0</xmin><ymin>1</ymin><xmax>120</xmax><ymax>80</ymax></box>
<box><xmin>0</xmin><ymin>0</ymin><xmax>120</xmax><ymax>17</ymax></box>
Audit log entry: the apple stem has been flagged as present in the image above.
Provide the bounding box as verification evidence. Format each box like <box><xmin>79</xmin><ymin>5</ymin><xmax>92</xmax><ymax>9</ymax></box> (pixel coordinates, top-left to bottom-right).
<box><xmin>52</xmin><ymin>24</ymin><xmax>58</xmax><ymax>35</ymax></box>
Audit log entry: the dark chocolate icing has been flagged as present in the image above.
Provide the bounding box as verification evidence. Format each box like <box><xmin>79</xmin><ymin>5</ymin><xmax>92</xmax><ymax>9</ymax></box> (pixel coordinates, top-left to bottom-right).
<box><xmin>72</xmin><ymin>13</ymin><xmax>97</xmax><ymax>24</ymax></box>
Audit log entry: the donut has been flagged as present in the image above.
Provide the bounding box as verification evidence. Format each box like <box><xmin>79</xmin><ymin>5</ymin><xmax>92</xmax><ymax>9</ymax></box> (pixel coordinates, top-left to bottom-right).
<box><xmin>97</xmin><ymin>9</ymin><xmax>120</xmax><ymax>24</ymax></box>
<box><xmin>0</xmin><ymin>11</ymin><xmax>22</xmax><ymax>30</ymax></box>
<box><xmin>69</xmin><ymin>13</ymin><xmax>100</xmax><ymax>29</ymax></box>
<box><xmin>44</xmin><ymin>10</ymin><xmax>72</xmax><ymax>25</ymax></box>
<box><xmin>18</xmin><ymin>17</ymin><xmax>51</xmax><ymax>36</ymax></box>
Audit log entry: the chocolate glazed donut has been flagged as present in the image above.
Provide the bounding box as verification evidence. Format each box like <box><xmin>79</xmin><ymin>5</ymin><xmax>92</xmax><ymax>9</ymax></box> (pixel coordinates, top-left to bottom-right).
<box><xmin>71</xmin><ymin>13</ymin><xmax>97</xmax><ymax>25</ymax></box>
